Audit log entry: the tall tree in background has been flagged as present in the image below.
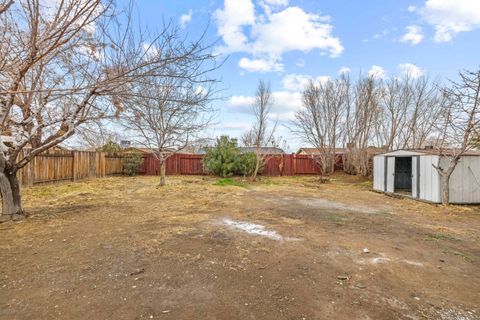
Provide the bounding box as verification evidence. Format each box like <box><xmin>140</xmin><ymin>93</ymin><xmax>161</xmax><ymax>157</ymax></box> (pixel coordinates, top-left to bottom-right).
<box><xmin>377</xmin><ymin>72</ymin><xmax>443</xmax><ymax>150</ymax></box>
<box><xmin>292</xmin><ymin>76</ymin><xmax>349</xmax><ymax>176</ymax></box>
<box><xmin>0</xmin><ymin>0</ymin><xmax>218</xmax><ymax>219</ymax></box>
<box><xmin>242</xmin><ymin>80</ymin><xmax>277</xmax><ymax>181</ymax></box>
<box><xmin>434</xmin><ymin>69</ymin><xmax>480</xmax><ymax>205</ymax></box>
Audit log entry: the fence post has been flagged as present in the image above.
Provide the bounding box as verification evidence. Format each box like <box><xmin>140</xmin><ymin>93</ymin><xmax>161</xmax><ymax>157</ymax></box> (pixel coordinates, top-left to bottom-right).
<box><xmin>72</xmin><ymin>151</ymin><xmax>77</xmax><ymax>182</ymax></box>
<box><xmin>97</xmin><ymin>152</ymin><xmax>105</xmax><ymax>178</ymax></box>
<box><xmin>293</xmin><ymin>154</ymin><xmax>296</xmax><ymax>175</ymax></box>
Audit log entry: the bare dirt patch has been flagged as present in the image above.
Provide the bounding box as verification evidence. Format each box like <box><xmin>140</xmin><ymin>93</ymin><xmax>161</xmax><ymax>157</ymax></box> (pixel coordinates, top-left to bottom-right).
<box><xmin>1</xmin><ymin>174</ymin><xmax>479</xmax><ymax>319</ymax></box>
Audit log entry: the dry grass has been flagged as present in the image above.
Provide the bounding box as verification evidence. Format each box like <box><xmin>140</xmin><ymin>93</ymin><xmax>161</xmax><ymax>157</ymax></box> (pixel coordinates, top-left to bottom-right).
<box><xmin>1</xmin><ymin>173</ymin><xmax>479</xmax><ymax>320</ymax></box>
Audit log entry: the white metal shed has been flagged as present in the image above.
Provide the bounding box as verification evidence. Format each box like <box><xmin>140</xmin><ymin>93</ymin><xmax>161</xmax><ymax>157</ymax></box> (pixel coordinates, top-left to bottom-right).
<box><xmin>373</xmin><ymin>149</ymin><xmax>480</xmax><ymax>204</ymax></box>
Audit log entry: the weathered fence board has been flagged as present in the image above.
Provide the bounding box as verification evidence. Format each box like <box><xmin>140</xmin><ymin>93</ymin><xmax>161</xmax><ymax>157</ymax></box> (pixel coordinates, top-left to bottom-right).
<box><xmin>139</xmin><ymin>153</ymin><xmax>337</xmax><ymax>176</ymax></box>
<box><xmin>17</xmin><ymin>150</ymin><xmax>124</xmax><ymax>187</ymax></box>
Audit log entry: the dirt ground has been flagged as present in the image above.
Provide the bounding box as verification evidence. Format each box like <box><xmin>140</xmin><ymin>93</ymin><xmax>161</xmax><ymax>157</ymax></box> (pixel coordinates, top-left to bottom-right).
<box><xmin>1</xmin><ymin>174</ymin><xmax>479</xmax><ymax>320</ymax></box>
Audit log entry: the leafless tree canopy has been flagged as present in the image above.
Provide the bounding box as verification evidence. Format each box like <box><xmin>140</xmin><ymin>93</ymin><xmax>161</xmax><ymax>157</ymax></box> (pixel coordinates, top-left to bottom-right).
<box><xmin>242</xmin><ymin>80</ymin><xmax>279</xmax><ymax>181</ymax></box>
<box><xmin>292</xmin><ymin>71</ymin><xmax>446</xmax><ymax>176</ymax></box>
<box><xmin>0</xmin><ymin>0</ymin><xmax>220</xmax><ymax>217</ymax></box>
<box><xmin>121</xmin><ymin>71</ymin><xmax>218</xmax><ymax>186</ymax></box>
<box><xmin>433</xmin><ymin>69</ymin><xmax>480</xmax><ymax>204</ymax></box>
<box><xmin>292</xmin><ymin>76</ymin><xmax>349</xmax><ymax>174</ymax></box>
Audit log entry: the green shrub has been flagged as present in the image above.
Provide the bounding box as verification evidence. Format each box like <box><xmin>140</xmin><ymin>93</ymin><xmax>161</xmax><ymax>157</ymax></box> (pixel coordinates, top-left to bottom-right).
<box><xmin>122</xmin><ymin>152</ymin><xmax>143</xmax><ymax>176</ymax></box>
<box><xmin>238</xmin><ymin>152</ymin><xmax>262</xmax><ymax>176</ymax></box>
<box><xmin>203</xmin><ymin>136</ymin><xmax>265</xmax><ymax>177</ymax></box>
<box><xmin>203</xmin><ymin>136</ymin><xmax>241</xmax><ymax>177</ymax></box>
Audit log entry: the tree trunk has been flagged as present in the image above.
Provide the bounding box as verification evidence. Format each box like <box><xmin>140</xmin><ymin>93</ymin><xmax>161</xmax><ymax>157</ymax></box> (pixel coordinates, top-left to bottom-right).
<box><xmin>159</xmin><ymin>160</ymin><xmax>166</xmax><ymax>186</ymax></box>
<box><xmin>0</xmin><ymin>169</ymin><xmax>24</xmax><ymax>221</ymax></box>
<box><xmin>440</xmin><ymin>173</ymin><xmax>450</xmax><ymax>205</ymax></box>
<box><xmin>251</xmin><ymin>154</ymin><xmax>261</xmax><ymax>181</ymax></box>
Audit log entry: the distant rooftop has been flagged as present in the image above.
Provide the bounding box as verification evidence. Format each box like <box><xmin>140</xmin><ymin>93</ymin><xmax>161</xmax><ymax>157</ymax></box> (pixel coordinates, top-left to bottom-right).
<box><xmin>239</xmin><ymin>147</ymin><xmax>285</xmax><ymax>155</ymax></box>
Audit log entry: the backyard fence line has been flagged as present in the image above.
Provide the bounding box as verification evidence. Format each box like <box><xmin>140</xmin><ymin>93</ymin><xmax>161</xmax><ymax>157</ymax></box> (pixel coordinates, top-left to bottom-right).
<box><xmin>17</xmin><ymin>151</ymin><xmax>343</xmax><ymax>187</ymax></box>
<box><xmin>139</xmin><ymin>153</ymin><xmax>343</xmax><ymax>176</ymax></box>
<box><xmin>17</xmin><ymin>149</ymin><xmax>124</xmax><ymax>187</ymax></box>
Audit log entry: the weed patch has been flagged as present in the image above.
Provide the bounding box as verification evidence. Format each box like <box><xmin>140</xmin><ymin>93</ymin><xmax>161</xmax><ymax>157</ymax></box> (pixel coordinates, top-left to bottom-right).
<box><xmin>214</xmin><ymin>178</ymin><xmax>246</xmax><ymax>187</ymax></box>
<box><xmin>424</xmin><ymin>232</ymin><xmax>459</xmax><ymax>242</ymax></box>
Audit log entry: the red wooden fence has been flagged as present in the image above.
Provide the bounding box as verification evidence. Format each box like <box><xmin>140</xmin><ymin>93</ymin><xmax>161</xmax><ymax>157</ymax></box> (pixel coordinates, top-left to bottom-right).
<box><xmin>139</xmin><ymin>153</ymin><xmax>342</xmax><ymax>176</ymax></box>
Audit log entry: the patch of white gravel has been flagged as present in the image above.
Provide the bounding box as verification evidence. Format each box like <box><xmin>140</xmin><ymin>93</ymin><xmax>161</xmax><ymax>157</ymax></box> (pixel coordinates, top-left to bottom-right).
<box><xmin>434</xmin><ymin>308</ymin><xmax>478</xmax><ymax>320</ymax></box>
<box><xmin>220</xmin><ymin>218</ymin><xmax>300</xmax><ymax>241</ymax></box>
<box><xmin>356</xmin><ymin>253</ymin><xmax>424</xmax><ymax>267</ymax></box>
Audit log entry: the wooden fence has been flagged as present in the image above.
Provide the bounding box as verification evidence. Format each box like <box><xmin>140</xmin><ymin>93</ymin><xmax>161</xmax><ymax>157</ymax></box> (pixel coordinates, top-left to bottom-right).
<box><xmin>16</xmin><ymin>151</ymin><xmax>342</xmax><ymax>187</ymax></box>
<box><xmin>139</xmin><ymin>153</ymin><xmax>342</xmax><ymax>176</ymax></box>
<box><xmin>17</xmin><ymin>150</ymin><xmax>124</xmax><ymax>187</ymax></box>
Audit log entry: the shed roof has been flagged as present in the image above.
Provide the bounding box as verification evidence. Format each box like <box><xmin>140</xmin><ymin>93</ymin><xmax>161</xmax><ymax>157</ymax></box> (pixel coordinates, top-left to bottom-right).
<box><xmin>239</xmin><ymin>147</ymin><xmax>285</xmax><ymax>154</ymax></box>
<box><xmin>376</xmin><ymin>148</ymin><xmax>480</xmax><ymax>157</ymax></box>
<box><xmin>296</xmin><ymin>147</ymin><xmax>346</xmax><ymax>155</ymax></box>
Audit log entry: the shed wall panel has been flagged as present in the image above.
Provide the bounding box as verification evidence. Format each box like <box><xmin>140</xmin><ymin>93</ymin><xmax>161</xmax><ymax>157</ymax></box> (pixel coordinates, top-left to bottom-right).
<box><xmin>448</xmin><ymin>156</ymin><xmax>480</xmax><ymax>203</ymax></box>
<box><xmin>386</xmin><ymin>157</ymin><xmax>395</xmax><ymax>193</ymax></box>
<box><xmin>373</xmin><ymin>156</ymin><xmax>385</xmax><ymax>191</ymax></box>
<box><xmin>419</xmin><ymin>156</ymin><xmax>440</xmax><ymax>203</ymax></box>
<box><xmin>412</xmin><ymin>156</ymin><xmax>418</xmax><ymax>198</ymax></box>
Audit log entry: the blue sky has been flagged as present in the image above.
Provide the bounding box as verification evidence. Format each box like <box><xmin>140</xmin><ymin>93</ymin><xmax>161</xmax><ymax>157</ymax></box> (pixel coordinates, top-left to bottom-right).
<box><xmin>131</xmin><ymin>0</ymin><xmax>480</xmax><ymax>151</ymax></box>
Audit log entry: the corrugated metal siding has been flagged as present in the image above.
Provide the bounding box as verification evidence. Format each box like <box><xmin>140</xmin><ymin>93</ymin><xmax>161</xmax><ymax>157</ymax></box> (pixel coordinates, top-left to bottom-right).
<box><xmin>412</xmin><ymin>156</ymin><xmax>418</xmax><ymax>198</ymax></box>
<box><xmin>447</xmin><ymin>156</ymin><xmax>480</xmax><ymax>203</ymax></box>
<box><xmin>373</xmin><ymin>156</ymin><xmax>385</xmax><ymax>191</ymax></box>
<box><xmin>419</xmin><ymin>155</ymin><xmax>440</xmax><ymax>203</ymax></box>
<box><xmin>386</xmin><ymin>157</ymin><xmax>395</xmax><ymax>193</ymax></box>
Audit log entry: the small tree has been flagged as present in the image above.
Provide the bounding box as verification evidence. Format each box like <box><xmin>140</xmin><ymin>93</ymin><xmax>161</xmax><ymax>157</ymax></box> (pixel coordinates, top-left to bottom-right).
<box><xmin>121</xmin><ymin>58</ymin><xmax>218</xmax><ymax>187</ymax></box>
<box><xmin>242</xmin><ymin>80</ymin><xmax>278</xmax><ymax>181</ymax></box>
<box><xmin>203</xmin><ymin>136</ymin><xmax>241</xmax><ymax>177</ymax></box>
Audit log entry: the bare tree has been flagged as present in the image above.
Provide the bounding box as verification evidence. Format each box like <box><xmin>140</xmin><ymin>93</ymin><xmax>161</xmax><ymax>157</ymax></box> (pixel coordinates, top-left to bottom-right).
<box><xmin>0</xmin><ymin>0</ymin><xmax>14</xmax><ymax>15</ymax></box>
<box><xmin>0</xmin><ymin>0</ymin><xmax>218</xmax><ymax>220</ymax></box>
<box><xmin>401</xmin><ymin>75</ymin><xmax>444</xmax><ymax>149</ymax></box>
<box><xmin>121</xmin><ymin>72</ymin><xmax>217</xmax><ymax>186</ymax></box>
<box><xmin>292</xmin><ymin>76</ymin><xmax>349</xmax><ymax>176</ymax></box>
<box><xmin>341</xmin><ymin>75</ymin><xmax>381</xmax><ymax>176</ymax></box>
<box><xmin>69</xmin><ymin>122</ymin><xmax>124</xmax><ymax>150</ymax></box>
<box><xmin>434</xmin><ymin>69</ymin><xmax>480</xmax><ymax>205</ymax></box>
<box><xmin>377</xmin><ymin>73</ymin><xmax>443</xmax><ymax>150</ymax></box>
<box><xmin>242</xmin><ymin>80</ymin><xmax>277</xmax><ymax>181</ymax></box>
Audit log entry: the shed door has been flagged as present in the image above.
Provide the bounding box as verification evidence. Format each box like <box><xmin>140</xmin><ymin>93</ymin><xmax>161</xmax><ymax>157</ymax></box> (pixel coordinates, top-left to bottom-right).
<box><xmin>412</xmin><ymin>156</ymin><xmax>420</xmax><ymax>198</ymax></box>
<box><xmin>386</xmin><ymin>157</ymin><xmax>395</xmax><ymax>193</ymax></box>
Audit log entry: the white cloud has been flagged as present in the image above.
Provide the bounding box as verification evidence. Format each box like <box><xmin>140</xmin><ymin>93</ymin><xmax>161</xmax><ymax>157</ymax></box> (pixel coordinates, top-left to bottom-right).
<box><xmin>238</xmin><ymin>57</ymin><xmax>283</xmax><ymax>72</ymax></box>
<box><xmin>263</xmin><ymin>0</ymin><xmax>289</xmax><ymax>6</ymax></box>
<box><xmin>400</xmin><ymin>25</ymin><xmax>423</xmax><ymax>45</ymax></box>
<box><xmin>398</xmin><ymin>63</ymin><xmax>425</xmax><ymax>78</ymax></box>
<box><xmin>180</xmin><ymin>10</ymin><xmax>192</xmax><ymax>29</ymax></box>
<box><xmin>338</xmin><ymin>67</ymin><xmax>350</xmax><ymax>75</ymax></box>
<box><xmin>228</xmin><ymin>91</ymin><xmax>302</xmax><ymax>121</ymax></box>
<box><xmin>282</xmin><ymin>74</ymin><xmax>330</xmax><ymax>91</ymax></box>
<box><xmin>422</xmin><ymin>0</ymin><xmax>480</xmax><ymax>42</ymax></box>
<box><xmin>141</xmin><ymin>42</ymin><xmax>159</xmax><ymax>58</ymax></box>
<box><xmin>214</xmin><ymin>0</ymin><xmax>343</xmax><ymax>72</ymax></box>
<box><xmin>407</xmin><ymin>5</ymin><xmax>417</xmax><ymax>12</ymax></box>
<box><xmin>228</xmin><ymin>95</ymin><xmax>255</xmax><ymax>112</ymax></box>
<box><xmin>214</xmin><ymin>0</ymin><xmax>255</xmax><ymax>51</ymax></box>
<box><xmin>250</xmin><ymin>6</ymin><xmax>343</xmax><ymax>57</ymax></box>
<box><xmin>296</xmin><ymin>59</ymin><xmax>306</xmax><ymax>67</ymax></box>
<box><xmin>270</xmin><ymin>91</ymin><xmax>303</xmax><ymax>120</ymax></box>
<box><xmin>368</xmin><ymin>65</ymin><xmax>386</xmax><ymax>79</ymax></box>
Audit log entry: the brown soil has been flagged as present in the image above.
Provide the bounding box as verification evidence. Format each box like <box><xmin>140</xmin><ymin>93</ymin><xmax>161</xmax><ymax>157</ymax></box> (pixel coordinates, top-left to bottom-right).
<box><xmin>1</xmin><ymin>174</ymin><xmax>479</xmax><ymax>320</ymax></box>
